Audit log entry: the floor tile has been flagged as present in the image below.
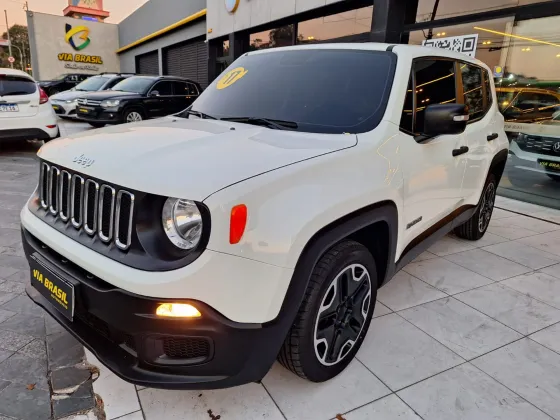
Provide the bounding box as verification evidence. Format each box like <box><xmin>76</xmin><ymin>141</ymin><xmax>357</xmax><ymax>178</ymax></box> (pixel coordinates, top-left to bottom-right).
<box><xmin>428</xmin><ymin>236</ymin><xmax>476</xmax><ymax>256</ymax></box>
<box><xmin>499</xmin><ymin>215</ymin><xmax>560</xmax><ymax>234</ymax></box>
<box><xmin>373</xmin><ymin>302</ymin><xmax>392</xmax><ymax>318</ymax></box>
<box><xmin>0</xmin><ymin>329</ymin><xmax>34</xmax><ymax>352</ymax></box>
<box><xmin>262</xmin><ymin>361</ymin><xmax>389</xmax><ymax>420</ymax></box>
<box><xmin>411</xmin><ymin>251</ymin><xmax>438</xmax><ymax>263</ymax></box>
<box><xmin>530</xmin><ymin>323</ymin><xmax>560</xmax><ymax>354</ymax></box>
<box><xmin>483</xmin><ymin>241</ymin><xmax>560</xmax><ymax>270</ymax></box>
<box><xmin>93</xmin><ymin>372</ymin><xmax>140</xmax><ymax>419</ymax></box>
<box><xmin>377</xmin><ymin>271</ymin><xmax>446</xmax><ymax>312</ymax></box>
<box><xmin>502</xmin><ymin>272</ymin><xmax>560</xmax><ymax>310</ymax></box>
<box><xmin>0</xmin><ymin>292</ymin><xmax>17</xmax><ymax>306</ymax></box>
<box><xmin>473</xmin><ymin>339</ymin><xmax>560</xmax><ymax>419</ymax></box>
<box><xmin>0</xmin><ymin>353</ymin><xmax>48</xmax><ymax>390</ymax></box>
<box><xmin>487</xmin><ymin>224</ymin><xmax>539</xmax><ymax>240</ymax></box>
<box><xmin>6</xmin><ymin>270</ymin><xmax>29</xmax><ymax>284</ymax></box>
<box><xmin>344</xmin><ymin>395</ymin><xmax>421</xmax><ymax>419</ymax></box>
<box><xmin>0</xmin><ymin>349</ymin><xmax>13</xmax><ymax>364</ymax></box>
<box><xmin>517</xmin><ymin>231</ymin><xmax>560</xmax><ymax>257</ymax></box>
<box><xmin>0</xmin><ymin>309</ymin><xmax>15</xmax><ymax>324</ymax></box>
<box><xmin>1</xmin><ymin>295</ymin><xmax>46</xmax><ymax>318</ymax></box>
<box><xmin>357</xmin><ymin>314</ymin><xmax>464</xmax><ymax>391</ymax></box>
<box><xmin>404</xmin><ymin>258</ymin><xmax>493</xmax><ymax>295</ymax></box>
<box><xmin>445</xmin><ymin>249</ymin><xmax>531</xmax><ymax>281</ymax></box>
<box><xmin>0</xmin><ymin>314</ymin><xmax>46</xmax><ymax>337</ymax></box>
<box><xmin>534</xmin><ymin>210</ymin><xmax>560</xmax><ymax>225</ymax></box>
<box><xmin>540</xmin><ymin>263</ymin><xmax>560</xmax><ymax>279</ymax></box>
<box><xmin>398</xmin><ymin>363</ymin><xmax>550</xmax><ymax>420</ymax></box>
<box><xmin>0</xmin><ymin>266</ymin><xmax>17</xmax><ymax>280</ymax></box>
<box><xmin>491</xmin><ymin>208</ymin><xmax>517</xmax><ymax>219</ymax></box>
<box><xmin>18</xmin><ymin>339</ymin><xmax>47</xmax><ymax>360</ymax></box>
<box><xmin>456</xmin><ymin>232</ymin><xmax>510</xmax><ymax>248</ymax></box>
<box><xmin>400</xmin><ymin>298</ymin><xmax>522</xmax><ymax>360</ymax></box>
<box><xmin>0</xmin><ymin>280</ymin><xmax>26</xmax><ymax>294</ymax></box>
<box><xmin>115</xmin><ymin>412</ymin><xmax>144</xmax><ymax>420</ymax></box>
<box><xmin>0</xmin><ymin>382</ymin><xmax>50</xmax><ymax>420</ymax></box>
<box><xmin>455</xmin><ymin>283</ymin><xmax>560</xmax><ymax>335</ymax></box>
<box><xmin>139</xmin><ymin>382</ymin><xmax>284</xmax><ymax>420</ymax></box>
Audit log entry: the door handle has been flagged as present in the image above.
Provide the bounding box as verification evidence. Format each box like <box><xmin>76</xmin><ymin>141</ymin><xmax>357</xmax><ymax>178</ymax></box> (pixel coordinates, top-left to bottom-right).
<box><xmin>452</xmin><ymin>146</ymin><xmax>469</xmax><ymax>157</ymax></box>
<box><xmin>487</xmin><ymin>133</ymin><xmax>499</xmax><ymax>141</ymax></box>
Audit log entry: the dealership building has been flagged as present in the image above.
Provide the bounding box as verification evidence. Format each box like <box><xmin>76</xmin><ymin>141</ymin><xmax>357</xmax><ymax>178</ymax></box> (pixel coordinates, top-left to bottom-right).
<box><xmin>27</xmin><ymin>0</ymin><xmax>560</xmax><ymax>208</ymax></box>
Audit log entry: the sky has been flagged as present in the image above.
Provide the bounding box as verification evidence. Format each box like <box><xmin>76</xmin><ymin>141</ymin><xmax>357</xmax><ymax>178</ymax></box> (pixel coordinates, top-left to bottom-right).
<box><xmin>0</xmin><ymin>0</ymin><xmax>149</xmax><ymax>31</ymax></box>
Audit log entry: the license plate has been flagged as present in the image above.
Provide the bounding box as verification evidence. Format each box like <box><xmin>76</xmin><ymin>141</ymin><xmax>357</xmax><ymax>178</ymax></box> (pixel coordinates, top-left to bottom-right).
<box><xmin>0</xmin><ymin>104</ymin><xmax>18</xmax><ymax>112</ymax></box>
<box><xmin>52</xmin><ymin>105</ymin><xmax>60</xmax><ymax>110</ymax></box>
<box><xmin>79</xmin><ymin>108</ymin><xmax>89</xmax><ymax>114</ymax></box>
<box><xmin>29</xmin><ymin>254</ymin><xmax>75</xmax><ymax>321</ymax></box>
<box><xmin>538</xmin><ymin>159</ymin><xmax>560</xmax><ymax>173</ymax></box>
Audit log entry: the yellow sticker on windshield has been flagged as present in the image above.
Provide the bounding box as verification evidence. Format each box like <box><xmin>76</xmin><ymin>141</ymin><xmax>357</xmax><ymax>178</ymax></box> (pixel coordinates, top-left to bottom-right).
<box><xmin>217</xmin><ymin>67</ymin><xmax>248</xmax><ymax>90</ymax></box>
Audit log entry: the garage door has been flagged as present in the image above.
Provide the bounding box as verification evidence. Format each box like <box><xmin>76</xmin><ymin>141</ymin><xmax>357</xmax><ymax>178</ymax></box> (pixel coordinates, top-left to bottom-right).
<box><xmin>163</xmin><ymin>39</ymin><xmax>208</xmax><ymax>88</ymax></box>
<box><xmin>136</xmin><ymin>50</ymin><xmax>159</xmax><ymax>75</ymax></box>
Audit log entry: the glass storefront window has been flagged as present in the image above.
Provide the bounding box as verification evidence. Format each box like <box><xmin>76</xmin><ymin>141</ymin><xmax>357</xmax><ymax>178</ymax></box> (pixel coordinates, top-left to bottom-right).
<box><xmin>408</xmin><ymin>15</ymin><xmax>560</xmax><ymax>209</ymax></box>
<box><xmin>296</xmin><ymin>6</ymin><xmax>373</xmax><ymax>44</ymax></box>
<box><xmin>250</xmin><ymin>25</ymin><xmax>295</xmax><ymax>51</ymax></box>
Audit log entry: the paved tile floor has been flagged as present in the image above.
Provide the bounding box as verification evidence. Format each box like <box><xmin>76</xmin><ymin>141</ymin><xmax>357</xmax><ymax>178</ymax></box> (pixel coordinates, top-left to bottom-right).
<box><xmin>3</xmin><ymin>120</ymin><xmax>560</xmax><ymax>420</ymax></box>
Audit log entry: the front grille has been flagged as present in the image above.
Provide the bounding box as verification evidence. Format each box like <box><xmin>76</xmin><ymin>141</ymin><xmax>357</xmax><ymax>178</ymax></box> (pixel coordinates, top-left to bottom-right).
<box><xmin>77</xmin><ymin>98</ymin><xmax>101</xmax><ymax>106</ymax></box>
<box><xmin>518</xmin><ymin>135</ymin><xmax>560</xmax><ymax>157</ymax></box>
<box><xmin>39</xmin><ymin>162</ymin><xmax>135</xmax><ymax>251</ymax></box>
<box><xmin>162</xmin><ymin>337</ymin><xmax>210</xmax><ymax>360</ymax></box>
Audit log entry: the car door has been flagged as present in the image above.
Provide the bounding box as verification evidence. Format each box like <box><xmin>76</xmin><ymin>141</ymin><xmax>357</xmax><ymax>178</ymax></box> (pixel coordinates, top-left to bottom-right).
<box><xmin>145</xmin><ymin>81</ymin><xmax>173</xmax><ymax>118</ymax></box>
<box><xmin>460</xmin><ymin>63</ymin><xmax>500</xmax><ymax>203</ymax></box>
<box><xmin>399</xmin><ymin>58</ymin><xmax>468</xmax><ymax>247</ymax></box>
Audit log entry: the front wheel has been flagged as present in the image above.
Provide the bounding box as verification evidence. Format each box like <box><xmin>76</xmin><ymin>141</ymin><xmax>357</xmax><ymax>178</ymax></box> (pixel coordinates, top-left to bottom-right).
<box><xmin>278</xmin><ymin>240</ymin><xmax>377</xmax><ymax>382</ymax></box>
<box><xmin>124</xmin><ymin>109</ymin><xmax>144</xmax><ymax>124</ymax></box>
<box><xmin>454</xmin><ymin>174</ymin><xmax>497</xmax><ymax>241</ymax></box>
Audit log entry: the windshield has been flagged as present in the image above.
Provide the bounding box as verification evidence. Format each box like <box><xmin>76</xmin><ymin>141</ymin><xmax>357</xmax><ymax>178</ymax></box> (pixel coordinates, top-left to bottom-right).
<box><xmin>186</xmin><ymin>49</ymin><xmax>396</xmax><ymax>134</ymax></box>
<box><xmin>74</xmin><ymin>76</ymin><xmax>109</xmax><ymax>91</ymax></box>
<box><xmin>111</xmin><ymin>77</ymin><xmax>155</xmax><ymax>94</ymax></box>
<box><xmin>0</xmin><ymin>75</ymin><xmax>37</xmax><ymax>96</ymax></box>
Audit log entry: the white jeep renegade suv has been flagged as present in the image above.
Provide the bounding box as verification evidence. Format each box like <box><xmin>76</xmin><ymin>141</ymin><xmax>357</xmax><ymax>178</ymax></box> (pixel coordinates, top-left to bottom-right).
<box><xmin>21</xmin><ymin>44</ymin><xmax>508</xmax><ymax>389</ymax></box>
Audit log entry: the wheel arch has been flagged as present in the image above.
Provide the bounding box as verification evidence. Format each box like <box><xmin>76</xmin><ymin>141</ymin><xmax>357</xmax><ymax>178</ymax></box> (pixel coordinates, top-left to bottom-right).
<box><xmin>489</xmin><ymin>148</ymin><xmax>509</xmax><ymax>184</ymax></box>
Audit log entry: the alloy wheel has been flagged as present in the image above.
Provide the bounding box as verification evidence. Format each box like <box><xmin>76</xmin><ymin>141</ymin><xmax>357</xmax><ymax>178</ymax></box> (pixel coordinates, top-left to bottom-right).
<box><xmin>478</xmin><ymin>182</ymin><xmax>496</xmax><ymax>233</ymax></box>
<box><xmin>313</xmin><ymin>264</ymin><xmax>372</xmax><ymax>366</ymax></box>
<box><xmin>126</xmin><ymin>111</ymin><xmax>143</xmax><ymax>123</ymax></box>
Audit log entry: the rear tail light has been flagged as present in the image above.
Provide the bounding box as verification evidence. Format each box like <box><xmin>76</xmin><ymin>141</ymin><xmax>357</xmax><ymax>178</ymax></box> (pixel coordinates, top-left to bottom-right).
<box><xmin>39</xmin><ymin>88</ymin><xmax>49</xmax><ymax>104</ymax></box>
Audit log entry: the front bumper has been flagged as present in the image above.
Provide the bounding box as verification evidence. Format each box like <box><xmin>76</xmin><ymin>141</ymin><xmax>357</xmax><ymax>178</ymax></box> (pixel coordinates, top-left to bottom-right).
<box><xmin>23</xmin><ymin>227</ymin><xmax>290</xmax><ymax>389</ymax></box>
<box><xmin>76</xmin><ymin>106</ymin><xmax>123</xmax><ymax>124</ymax></box>
<box><xmin>51</xmin><ymin>101</ymin><xmax>77</xmax><ymax>117</ymax></box>
<box><xmin>0</xmin><ymin>128</ymin><xmax>53</xmax><ymax>141</ymax></box>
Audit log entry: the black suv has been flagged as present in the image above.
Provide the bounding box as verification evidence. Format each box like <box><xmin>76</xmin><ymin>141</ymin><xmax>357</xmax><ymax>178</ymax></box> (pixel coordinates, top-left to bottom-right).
<box><xmin>76</xmin><ymin>75</ymin><xmax>202</xmax><ymax>127</ymax></box>
<box><xmin>38</xmin><ymin>73</ymin><xmax>90</xmax><ymax>96</ymax></box>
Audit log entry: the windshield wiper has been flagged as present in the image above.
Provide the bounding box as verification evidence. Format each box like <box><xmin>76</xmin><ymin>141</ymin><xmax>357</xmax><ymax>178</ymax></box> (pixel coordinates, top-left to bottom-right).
<box><xmin>183</xmin><ymin>109</ymin><xmax>218</xmax><ymax>120</ymax></box>
<box><xmin>221</xmin><ymin>117</ymin><xmax>298</xmax><ymax>130</ymax></box>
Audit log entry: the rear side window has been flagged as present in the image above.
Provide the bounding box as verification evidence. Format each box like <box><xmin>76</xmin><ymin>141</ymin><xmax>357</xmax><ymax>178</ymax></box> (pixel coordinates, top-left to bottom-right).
<box><xmin>461</xmin><ymin>64</ymin><xmax>484</xmax><ymax>120</ymax></box>
<box><xmin>484</xmin><ymin>71</ymin><xmax>493</xmax><ymax>109</ymax></box>
<box><xmin>0</xmin><ymin>75</ymin><xmax>37</xmax><ymax>96</ymax></box>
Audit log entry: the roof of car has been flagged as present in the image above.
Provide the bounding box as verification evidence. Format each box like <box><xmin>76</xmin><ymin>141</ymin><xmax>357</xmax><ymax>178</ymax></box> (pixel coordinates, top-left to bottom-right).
<box><xmin>0</xmin><ymin>68</ymin><xmax>35</xmax><ymax>80</ymax></box>
<box><xmin>245</xmin><ymin>42</ymin><xmax>489</xmax><ymax>70</ymax></box>
<box><xmin>126</xmin><ymin>74</ymin><xmax>199</xmax><ymax>84</ymax></box>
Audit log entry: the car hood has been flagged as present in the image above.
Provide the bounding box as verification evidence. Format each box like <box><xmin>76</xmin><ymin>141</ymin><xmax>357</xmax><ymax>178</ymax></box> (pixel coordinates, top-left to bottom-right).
<box><xmin>38</xmin><ymin>117</ymin><xmax>357</xmax><ymax>200</ymax></box>
<box><xmin>77</xmin><ymin>90</ymin><xmax>141</xmax><ymax>101</ymax></box>
<box><xmin>50</xmin><ymin>90</ymin><xmax>84</xmax><ymax>101</ymax></box>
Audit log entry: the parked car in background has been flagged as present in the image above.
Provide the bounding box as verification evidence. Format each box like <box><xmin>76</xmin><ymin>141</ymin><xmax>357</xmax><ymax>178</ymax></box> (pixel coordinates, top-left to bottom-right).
<box><xmin>38</xmin><ymin>73</ymin><xmax>90</xmax><ymax>96</ymax></box>
<box><xmin>75</xmin><ymin>75</ymin><xmax>202</xmax><ymax>127</ymax></box>
<box><xmin>50</xmin><ymin>73</ymin><xmax>135</xmax><ymax>119</ymax></box>
<box><xmin>497</xmin><ymin>87</ymin><xmax>560</xmax><ymax>123</ymax></box>
<box><xmin>0</xmin><ymin>68</ymin><xmax>58</xmax><ymax>143</ymax></box>
<box><xmin>22</xmin><ymin>44</ymin><xmax>508</xmax><ymax>389</ymax></box>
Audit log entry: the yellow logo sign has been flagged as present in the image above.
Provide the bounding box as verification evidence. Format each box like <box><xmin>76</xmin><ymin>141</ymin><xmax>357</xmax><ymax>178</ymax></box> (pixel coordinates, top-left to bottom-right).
<box><xmin>65</xmin><ymin>23</ymin><xmax>91</xmax><ymax>51</ymax></box>
<box><xmin>217</xmin><ymin>67</ymin><xmax>248</xmax><ymax>90</ymax></box>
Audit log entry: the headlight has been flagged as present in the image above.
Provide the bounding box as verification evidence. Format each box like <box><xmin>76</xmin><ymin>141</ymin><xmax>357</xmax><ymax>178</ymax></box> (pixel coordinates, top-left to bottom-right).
<box><xmin>66</xmin><ymin>98</ymin><xmax>78</xmax><ymax>103</ymax></box>
<box><xmin>162</xmin><ymin>198</ymin><xmax>203</xmax><ymax>250</ymax></box>
<box><xmin>100</xmin><ymin>99</ymin><xmax>120</xmax><ymax>108</ymax></box>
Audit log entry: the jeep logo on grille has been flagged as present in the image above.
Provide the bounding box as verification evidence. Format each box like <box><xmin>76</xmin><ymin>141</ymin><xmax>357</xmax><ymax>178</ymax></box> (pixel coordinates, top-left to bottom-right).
<box><xmin>554</xmin><ymin>142</ymin><xmax>560</xmax><ymax>153</ymax></box>
<box><xmin>73</xmin><ymin>154</ymin><xmax>95</xmax><ymax>168</ymax></box>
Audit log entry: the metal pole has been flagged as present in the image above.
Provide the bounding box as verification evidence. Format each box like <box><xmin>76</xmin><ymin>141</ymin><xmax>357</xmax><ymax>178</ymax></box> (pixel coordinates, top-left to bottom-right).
<box><xmin>4</xmin><ymin>10</ymin><xmax>13</xmax><ymax>68</ymax></box>
<box><xmin>426</xmin><ymin>0</ymin><xmax>440</xmax><ymax>40</ymax></box>
<box><xmin>11</xmin><ymin>44</ymin><xmax>23</xmax><ymax>70</ymax></box>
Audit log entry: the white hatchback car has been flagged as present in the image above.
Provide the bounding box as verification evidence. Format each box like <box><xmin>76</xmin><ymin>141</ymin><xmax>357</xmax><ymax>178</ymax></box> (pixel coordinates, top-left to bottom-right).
<box><xmin>22</xmin><ymin>44</ymin><xmax>508</xmax><ymax>390</ymax></box>
<box><xmin>0</xmin><ymin>68</ymin><xmax>58</xmax><ymax>143</ymax></box>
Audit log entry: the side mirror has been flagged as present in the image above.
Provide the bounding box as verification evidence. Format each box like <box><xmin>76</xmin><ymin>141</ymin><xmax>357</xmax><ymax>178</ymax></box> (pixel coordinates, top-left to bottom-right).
<box><xmin>149</xmin><ymin>90</ymin><xmax>160</xmax><ymax>97</ymax></box>
<box><xmin>423</xmin><ymin>104</ymin><xmax>469</xmax><ymax>136</ymax></box>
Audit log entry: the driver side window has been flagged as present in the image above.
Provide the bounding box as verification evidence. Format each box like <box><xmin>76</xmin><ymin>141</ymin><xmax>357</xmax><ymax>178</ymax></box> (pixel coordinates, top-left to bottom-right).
<box><xmin>152</xmin><ymin>81</ymin><xmax>173</xmax><ymax>96</ymax></box>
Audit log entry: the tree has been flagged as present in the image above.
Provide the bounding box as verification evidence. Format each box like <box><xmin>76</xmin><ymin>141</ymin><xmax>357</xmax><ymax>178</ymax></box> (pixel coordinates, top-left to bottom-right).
<box><xmin>1</xmin><ymin>25</ymin><xmax>31</xmax><ymax>72</ymax></box>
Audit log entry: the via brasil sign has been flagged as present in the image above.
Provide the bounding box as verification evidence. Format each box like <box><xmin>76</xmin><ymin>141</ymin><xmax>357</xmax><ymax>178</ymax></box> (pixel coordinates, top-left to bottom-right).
<box><xmin>58</xmin><ymin>23</ymin><xmax>103</xmax><ymax>68</ymax></box>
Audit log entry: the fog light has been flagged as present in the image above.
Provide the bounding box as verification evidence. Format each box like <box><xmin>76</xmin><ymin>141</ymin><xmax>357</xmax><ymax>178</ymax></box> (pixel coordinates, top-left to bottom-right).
<box><xmin>156</xmin><ymin>303</ymin><xmax>201</xmax><ymax>318</ymax></box>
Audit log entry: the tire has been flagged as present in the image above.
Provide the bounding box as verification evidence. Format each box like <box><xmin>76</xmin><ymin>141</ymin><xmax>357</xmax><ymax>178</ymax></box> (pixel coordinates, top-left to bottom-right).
<box><xmin>546</xmin><ymin>173</ymin><xmax>560</xmax><ymax>182</ymax></box>
<box><xmin>123</xmin><ymin>109</ymin><xmax>144</xmax><ymax>124</ymax></box>
<box><xmin>88</xmin><ymin>122</ymin><xmax>105</xmax><ymax>128</ymax></box>
<box><xmin>454</xmin><ymin>174</ymin><xmax>497</xmax><ymax>241</ymax></box>
<box><xmin>278</xmin><ymin>240</ymin><xmax>377</xmax><ymax>382</ymax></box>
